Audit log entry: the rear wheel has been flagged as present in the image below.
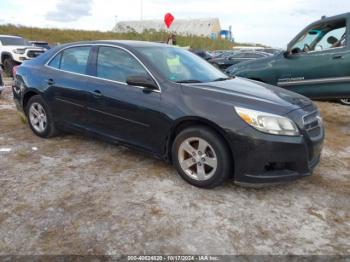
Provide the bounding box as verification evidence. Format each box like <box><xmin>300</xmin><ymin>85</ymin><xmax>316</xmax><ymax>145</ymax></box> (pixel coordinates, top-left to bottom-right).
<box><xmin>26</xmin><ymin>95</ymin><xmax>59</xmax><ymax>138</ymax></box>
<box><xmin>3</xmin><ymin>57</ymin><xmax>16</xmax><ymax>77</ymax></box>
<box><xmin>339</xmin><ymin>98</ymin><xmax>350</xmax><ymax>106</ymax></box>
<box><xmin>172</xmin><ymin>126</ymin><xmax>232</xmax><ymax>188</ymax></box>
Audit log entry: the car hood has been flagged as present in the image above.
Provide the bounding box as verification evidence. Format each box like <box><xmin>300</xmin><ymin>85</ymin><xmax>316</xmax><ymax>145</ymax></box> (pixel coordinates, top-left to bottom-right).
<box><xmin>182</xmin><ymin>77</ymin><xmax>312</xmax><ymax>115</ymax></box>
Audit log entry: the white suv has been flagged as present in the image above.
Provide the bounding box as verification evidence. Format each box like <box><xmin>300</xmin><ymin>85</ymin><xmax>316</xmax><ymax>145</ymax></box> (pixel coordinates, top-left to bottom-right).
<box><xmin>0</xmin><ymin>35</ymin><xmax>45</xmax><ymax>76</ymax></box>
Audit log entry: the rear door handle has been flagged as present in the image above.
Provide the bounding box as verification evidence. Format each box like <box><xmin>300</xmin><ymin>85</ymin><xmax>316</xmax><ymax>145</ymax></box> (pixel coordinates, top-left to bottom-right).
<box><xmin>333</xmin><ymin>55</ymin><xmax>343</xmax><ymax>59</ymax></box>
<box><xmin>91</xmin><ymin>90</ymin><xmax>102</xmax><ymax>97</ymax></box>
<box><xmin>46</xmin><ymin>79</ymin><xmax>55</xmax><ymax>85</ymax></box>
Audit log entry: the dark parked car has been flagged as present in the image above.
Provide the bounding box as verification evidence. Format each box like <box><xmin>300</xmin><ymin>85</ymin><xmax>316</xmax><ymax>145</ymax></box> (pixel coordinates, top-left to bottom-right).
<box><xmin>190</xmin><ymin>49</ymin><xmax>213</xmax><ymax>61</ymax></box>
<box><xmin>228</xmin><ymin>13</ymin><xmax>350</xmax><ymax>105</ymax></box>
<box><xmin>261</xmin><ymin>48</ymin><xmax>283</xmax><ymax>55</ymax></box>
<box><xmin>209</xmin><ymin>51</ymin><xmax>271</xmax><ymax>70</ymax></box>
<box><xmin>208</xmin><ymin>50</ymin><xmax>229</xmax><ymax>58</ymax></box>
<box><xmin>30</xmin><ymin>41</ymin><xmax>51</xmax><ymax>50</ymax></box>
<box><xmin>13</xmin><ymin>41</ymin><xmax>324</xmax><ymax>188</ymax></box>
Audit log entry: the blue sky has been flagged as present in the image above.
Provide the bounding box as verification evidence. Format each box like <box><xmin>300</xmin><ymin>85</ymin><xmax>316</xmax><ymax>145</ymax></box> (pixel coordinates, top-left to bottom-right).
<box><xmin>0</xmin><ymin>0</ymin><xmax>349</xmax><ymax>47</ymax></box>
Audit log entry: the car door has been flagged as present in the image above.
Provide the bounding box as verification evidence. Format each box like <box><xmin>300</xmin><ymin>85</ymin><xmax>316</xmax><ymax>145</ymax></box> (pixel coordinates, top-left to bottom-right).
<box><xmin>44</xmin><ymin>46</ymin><xmax>94</xmax><ymax>128</ymax></box>
<box><xmin>83</xmin><ymin>45</ymin><xmax>164</xmax><ymax>154</ymax></box>
<box><xmin>276</xmin><ymin>19</ymin><xmax>350</xmax><ymax>99</ymax></box>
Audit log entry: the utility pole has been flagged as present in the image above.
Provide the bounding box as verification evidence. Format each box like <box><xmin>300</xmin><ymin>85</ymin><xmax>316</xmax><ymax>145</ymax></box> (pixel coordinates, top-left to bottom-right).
<box><xmin>140</xmin><ymin>0</ymin><xmax>143</xmax><ymax>21</ymax></box>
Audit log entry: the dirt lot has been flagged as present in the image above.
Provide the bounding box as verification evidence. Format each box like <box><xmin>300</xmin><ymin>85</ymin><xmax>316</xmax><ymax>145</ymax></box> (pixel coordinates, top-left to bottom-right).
<box><xmin>0</xmin><ymin>78</ymin><xmax>349</xmax><ymax>255</ymax></box>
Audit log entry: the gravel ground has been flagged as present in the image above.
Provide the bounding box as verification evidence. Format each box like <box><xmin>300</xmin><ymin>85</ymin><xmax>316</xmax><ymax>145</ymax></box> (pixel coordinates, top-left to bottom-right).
<box><xmin>0</xmin><ymin>78</ymin><xmax>349</xmax><ymax>255</ymax></box>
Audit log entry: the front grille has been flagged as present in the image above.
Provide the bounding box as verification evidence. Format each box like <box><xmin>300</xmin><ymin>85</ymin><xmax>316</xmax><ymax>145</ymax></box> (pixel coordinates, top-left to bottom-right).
<box><xmin>303</xmin><ymin>110</ymin><xmax>322</xmax><ymax>138</ymax></box>
<box><xmin>27</xmin><ymin>50</ymin><xmax>44</xmax><ymax>58</ymax></box>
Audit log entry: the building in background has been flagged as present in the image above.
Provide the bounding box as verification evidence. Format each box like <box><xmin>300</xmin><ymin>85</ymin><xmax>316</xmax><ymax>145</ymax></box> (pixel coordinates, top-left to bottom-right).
<box><xmin>220</xmin><ymin>25</ymin><xmax>234</xmax><ymax>42</ymax></box>
<box><xmin>113</xmin><ymin>18</ymin><xmax>222</xmax><ymax>39</ymax></box>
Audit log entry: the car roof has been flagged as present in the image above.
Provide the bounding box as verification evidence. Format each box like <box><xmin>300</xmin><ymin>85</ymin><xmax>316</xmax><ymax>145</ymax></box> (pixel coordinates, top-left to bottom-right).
<box><xmin>30</xmin><ymin>41</ymin><xmax>49</xmax><ymax>44</ymax></box>
<box><xmin>0</xmin><ymin>35</ymin><xmax>23</xmax><ymax>38</ymax></box>
<box><xmin>61</xmin><ymin>40</ymin><xmax>169</xmax><ymax>48</ymax></box>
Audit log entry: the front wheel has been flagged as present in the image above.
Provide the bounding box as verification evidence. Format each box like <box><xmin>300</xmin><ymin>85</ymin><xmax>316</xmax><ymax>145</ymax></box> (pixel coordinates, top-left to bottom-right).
<box><xmin>26</xmin><ymin>95</ymin><xmax>59</xmax><ymax>138</ymax></box>
<box><xmin>172</xmin><ymin>126</ymin><xmax>232</xmax><ymax>188</ymax></box>
<box><xmin>339</xmin><ymin>98</ymin><xmax>350</xmax><ymax>106</ymax></box>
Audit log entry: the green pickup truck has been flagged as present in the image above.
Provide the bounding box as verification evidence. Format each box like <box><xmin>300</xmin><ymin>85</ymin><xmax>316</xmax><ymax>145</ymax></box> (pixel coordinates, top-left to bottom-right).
<box><xmin>227</xmin><ymin>13</ymin><xmax>350</xmax><ymax>105</ymax></box>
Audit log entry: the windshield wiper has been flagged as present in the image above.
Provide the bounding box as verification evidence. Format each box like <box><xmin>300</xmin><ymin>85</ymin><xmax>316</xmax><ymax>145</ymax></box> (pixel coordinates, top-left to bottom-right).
<box><xmin>175</xmin><ymin>79</ymin><xmax>203</xmax><ymax>83</ymax></box>
<box><xmin>212</xmin><ymin>77</ymin><xmax>233</xmax><ymax>82</ymax></box>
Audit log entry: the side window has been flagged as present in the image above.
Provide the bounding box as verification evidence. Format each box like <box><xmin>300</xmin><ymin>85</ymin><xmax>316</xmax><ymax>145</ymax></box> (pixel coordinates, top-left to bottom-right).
<box><xmin>291</xmin><ymin>30</ymin><xmax>320</xmax><ymax>52</ymax></box>
<box><xmin>291</xmin><ymin>19</ymin><xmax>346</xmax><ymax>54</ymax></box>
<box><xmin>317</xmin><ymin>26</ymin><xmax>346</xmax><ymax>50</ymax></box>
<box><xmin>97</xmin><ymin>46</ymin><xmax>149</xmax><ymax>83</ymax></box>
<box><xmin>60</xmin><ymin>46</ymin><xmax>91</xmax><ymax>74</ymax></box>
<box><xmin>48</xmin><ymin>52</ymin><xmax>62</xmax><ymax>69</ymax></box>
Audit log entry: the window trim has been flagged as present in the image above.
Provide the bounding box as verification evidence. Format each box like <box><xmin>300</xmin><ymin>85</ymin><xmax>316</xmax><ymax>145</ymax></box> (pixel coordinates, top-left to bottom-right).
<box><xmin>45</xmin><ymin>44</ymin><xmax>161</xmax><ymax>93</ymax></box>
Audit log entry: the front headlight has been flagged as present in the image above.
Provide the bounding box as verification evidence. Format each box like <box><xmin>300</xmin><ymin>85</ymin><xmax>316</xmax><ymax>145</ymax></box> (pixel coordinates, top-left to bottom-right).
<box><xmin>13</xmin><ymin>49</ymin><xmax>26</xmax><ymax>54</ymax></box>
<box><xmin>235</xmin><ymin>107</ymin><xmax>300</xmax><ymax>136</ymax></box>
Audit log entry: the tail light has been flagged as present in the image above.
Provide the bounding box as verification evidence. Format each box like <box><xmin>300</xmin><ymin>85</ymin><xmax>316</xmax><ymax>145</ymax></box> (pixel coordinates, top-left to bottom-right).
<box><xmin>13</xmin><ymin>65</ymin><xmax>19</xmax><ymax>77</ymax></box>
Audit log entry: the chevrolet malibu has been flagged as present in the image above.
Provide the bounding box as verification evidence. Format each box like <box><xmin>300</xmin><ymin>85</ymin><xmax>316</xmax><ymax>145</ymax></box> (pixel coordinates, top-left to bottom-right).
<box><xmin>13</xmin><ymin>41</ymin><xmax>324</xmax><ymax>188</ymax></box>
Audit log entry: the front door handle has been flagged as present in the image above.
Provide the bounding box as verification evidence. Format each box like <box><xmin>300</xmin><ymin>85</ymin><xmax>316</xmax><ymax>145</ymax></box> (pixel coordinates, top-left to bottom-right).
<box><xmin>333</xmin><ymin>55</ymin><xmax>343</xmax><ymax>60</ymax></box>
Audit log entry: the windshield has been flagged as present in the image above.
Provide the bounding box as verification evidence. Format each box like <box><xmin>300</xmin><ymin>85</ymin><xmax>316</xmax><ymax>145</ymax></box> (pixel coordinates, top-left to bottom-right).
<box><xmin>0</xmin><ymin>37</ymin><xmax>30</xmax><ymax>46</ymax></box>
<box><xmin>136</xmin><ymin>46</ymin><xmax>227</xmax><ymax>83</ymax></box>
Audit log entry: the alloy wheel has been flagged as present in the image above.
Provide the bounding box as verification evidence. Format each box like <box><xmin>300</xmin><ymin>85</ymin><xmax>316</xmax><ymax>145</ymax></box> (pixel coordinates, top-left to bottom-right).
<box><xmin>340</xmin><ymin>98</ymin><xmax>350</xmax><ymax>105</ymax></box>
<box><xmin>29</xmin><ymin>102</ymin><xmax>47</xmax><ymax>133</ymax></box>
<box><xmin>178</xmin><ymin>137</ymin><xmax>218</xmax><ymax>181</ymax></box>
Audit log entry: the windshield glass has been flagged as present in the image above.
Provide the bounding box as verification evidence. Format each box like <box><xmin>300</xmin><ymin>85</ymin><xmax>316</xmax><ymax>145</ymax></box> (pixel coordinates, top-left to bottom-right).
<box><xmin>136</xmin><ymin>46</ymin><xmax>227</xmax><ymax>83</ymax></box>
<box><xmin>0</xmin><ymin>37</ymin><xmax>30</xmax><ymax>46</ymax></box>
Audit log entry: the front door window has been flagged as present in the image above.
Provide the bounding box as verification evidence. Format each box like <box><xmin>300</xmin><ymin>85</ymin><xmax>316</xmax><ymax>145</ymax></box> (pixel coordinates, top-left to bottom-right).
<box><xmin>291</xmin><ymin>19</ymin><xmax>346</xmax><ymax>54</ymax></box>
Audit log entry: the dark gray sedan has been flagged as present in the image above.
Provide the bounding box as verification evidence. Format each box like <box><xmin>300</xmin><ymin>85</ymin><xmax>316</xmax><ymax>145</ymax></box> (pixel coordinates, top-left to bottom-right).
<box><xmin>13</xmin><ymin>41</ymin><xmax>324</xmax><ymax>188</ymax></box>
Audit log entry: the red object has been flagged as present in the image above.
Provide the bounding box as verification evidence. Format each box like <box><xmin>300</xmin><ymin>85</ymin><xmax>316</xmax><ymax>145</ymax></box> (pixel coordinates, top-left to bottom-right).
<box><xmin>13</xmin><ymin>65</ymin><xmax>19</xmax><ymax>77</ymax></box>
<box><xmin>164</xmin><ymin>13</ymin><xmax>174</xmax><ymax>28</ymax></box>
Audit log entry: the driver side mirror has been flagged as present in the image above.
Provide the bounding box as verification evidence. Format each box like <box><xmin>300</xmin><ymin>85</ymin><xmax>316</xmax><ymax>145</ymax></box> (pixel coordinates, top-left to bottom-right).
<box><xmin>284</xmin><ymin>47</ymin><xmax>301</xmax><ymax>58</ymax></box>
<box><xmin>126</xmin><ymin>75</ymin><xmax>158</xmax><ymax>90</ymax></box>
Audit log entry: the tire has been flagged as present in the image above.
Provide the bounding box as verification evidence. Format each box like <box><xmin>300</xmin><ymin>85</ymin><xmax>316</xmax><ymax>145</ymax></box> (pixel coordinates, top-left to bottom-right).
<box><xmin>339</xmin><ymin>98</ymin><xmax>350</xmax><ymax>106</ymax></box>
<box><xmin>3</xmin><ymin>57</ymin><xmax>16</xmax><ymax>77</ymax></box>
<box><xmin>172</xmin><ymin>126</ymin><xmax>232</xmax><ymax>188</ymax></box>
<box><xmin>25</xmin><ymin>95</ymin><xmax>59</xmax><ymax>138</ymax></box>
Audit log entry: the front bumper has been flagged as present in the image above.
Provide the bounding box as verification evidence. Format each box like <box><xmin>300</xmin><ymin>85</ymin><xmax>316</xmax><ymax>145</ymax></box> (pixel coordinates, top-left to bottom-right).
<box><xmin>227</xmin><ymin>125</ymin><xmax>324</xmax><ymax>185</ymax></box>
